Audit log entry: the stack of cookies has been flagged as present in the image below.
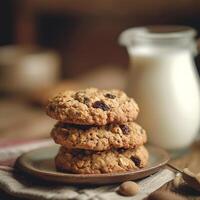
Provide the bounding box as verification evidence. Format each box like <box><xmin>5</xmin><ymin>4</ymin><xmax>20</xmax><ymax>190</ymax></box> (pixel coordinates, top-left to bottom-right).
<box><xmin>46</xmin><ymin>88</ymin><xmax>148</xmax><ymax>174</ymax></box>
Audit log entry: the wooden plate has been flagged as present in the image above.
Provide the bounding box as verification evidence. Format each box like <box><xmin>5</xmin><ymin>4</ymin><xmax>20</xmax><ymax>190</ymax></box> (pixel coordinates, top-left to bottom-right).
<box><xmin>15</xmin><ymin>145</ymin><xmax>170</xmax><ymax>185</ymax></box>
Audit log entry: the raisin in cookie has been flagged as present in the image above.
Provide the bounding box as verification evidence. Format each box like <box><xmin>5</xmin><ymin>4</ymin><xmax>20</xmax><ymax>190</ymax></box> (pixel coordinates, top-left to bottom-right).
<box><xmin>51</xmin><ymin>122</ymin><xmax>147</xmax><ymax>151</ymax></box>
<box><xmin>55</xmin><ymin>145</ymin><xmax>149</xmax><ymax>174</ymax></box>
<box><xmin>46</xmin><ymin>88</ymin><xmax>139</xmax><ymax>125</ymax></box>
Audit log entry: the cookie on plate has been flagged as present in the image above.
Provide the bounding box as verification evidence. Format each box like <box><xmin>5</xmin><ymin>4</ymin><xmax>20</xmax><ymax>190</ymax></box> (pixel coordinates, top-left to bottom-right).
<box><xmin>51</xmin><ymin>122</ymin><xmax>147</xmax><ymax>151</ymax></box>
<box><xmin>55</xmin><ymin>146</ymin><xmax>149</xmax><ymax>174</ymax></box>
<box><xmin>46</xmin><ymin>88</ymin><xmax>139</xmax><ymax>125</ymax></box>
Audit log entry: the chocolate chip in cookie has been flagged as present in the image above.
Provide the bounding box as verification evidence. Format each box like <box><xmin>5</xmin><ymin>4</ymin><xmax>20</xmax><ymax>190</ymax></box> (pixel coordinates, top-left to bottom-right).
<box><xmin>105</xmin><ymin>93</ymin><xmax>116</xmax><ymax>99</ymax></box>
<box><xmin>120</xmin><ymin>124</ymin><xmax>130</xmax><ymax>134</ymax></box>
<box><xmin>92</xmin><ymin>101</ymin><xmax>110</xmax><ymax>111</ymax></box>
<box><xmin>118</xmin><ymin>148</ymin><xmax>126</xmax><ymax>153</ymax></box>
<box><xmin>83</xmin><ymin>97</ymin><xmax>90</xmax><ymax>105</ymax></box>
<box><xmin>131</xmin><ymin>156</ymin><xmax>141</xmax><ymax>167</ymax></box>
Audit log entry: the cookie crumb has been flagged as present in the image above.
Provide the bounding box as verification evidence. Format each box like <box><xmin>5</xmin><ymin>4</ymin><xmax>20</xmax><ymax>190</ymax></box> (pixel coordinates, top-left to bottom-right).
<box><xmin>117</xmin><ymin>181</ymin><xmax>139</xmax><ymax>196</ymax></box>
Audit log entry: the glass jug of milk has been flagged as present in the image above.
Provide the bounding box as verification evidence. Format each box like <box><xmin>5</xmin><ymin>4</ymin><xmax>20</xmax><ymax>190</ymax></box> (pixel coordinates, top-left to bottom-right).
<box><xmin>119</xmin><ymin>26</ymin><xmax>200</xmax><ymax>150</ymax></box>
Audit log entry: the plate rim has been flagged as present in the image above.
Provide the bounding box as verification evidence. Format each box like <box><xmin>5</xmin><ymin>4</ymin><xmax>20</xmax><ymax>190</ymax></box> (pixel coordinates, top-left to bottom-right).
<box><xmin>15</xmin><ymin>144</ymin><xmax>170</xmax><ymax>180</ymax></box>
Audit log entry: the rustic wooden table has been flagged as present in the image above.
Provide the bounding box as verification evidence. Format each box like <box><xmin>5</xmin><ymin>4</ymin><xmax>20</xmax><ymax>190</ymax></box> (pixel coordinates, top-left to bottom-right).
<box><xmin>0</xmin><ymin>99</ymin><xmax>199</xmax><ymax>199</ymax></box>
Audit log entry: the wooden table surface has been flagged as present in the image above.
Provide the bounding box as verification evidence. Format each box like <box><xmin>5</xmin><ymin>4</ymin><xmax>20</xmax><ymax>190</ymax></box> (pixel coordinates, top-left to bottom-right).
<box><xmin>0</xmin><ymin>99</ymin><xmax>200</xmax><ymax>200</ymax></box>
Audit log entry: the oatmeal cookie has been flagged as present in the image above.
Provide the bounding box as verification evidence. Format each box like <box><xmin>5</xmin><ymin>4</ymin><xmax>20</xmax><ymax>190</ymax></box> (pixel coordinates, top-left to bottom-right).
<box><xmin>51</xmin><ymin>122</ymin><xmax>147</xmax><ymax>151</ymax></box>
<box><xmin>55</xmin><ymin>145</ymin><xmax>149</xmax><ymax>174</ymax></box>
<box><xmin>46</xmin><ymin>88</ymin><xmax>139</xmax><ymax>125</ymax></box>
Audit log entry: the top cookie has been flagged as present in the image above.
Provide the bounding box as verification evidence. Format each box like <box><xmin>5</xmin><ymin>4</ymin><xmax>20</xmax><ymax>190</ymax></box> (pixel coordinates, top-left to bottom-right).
<box><xmin>46</xmin><ymin>88</ymin><xmax>139</xmax><ymax>125</ymax></box>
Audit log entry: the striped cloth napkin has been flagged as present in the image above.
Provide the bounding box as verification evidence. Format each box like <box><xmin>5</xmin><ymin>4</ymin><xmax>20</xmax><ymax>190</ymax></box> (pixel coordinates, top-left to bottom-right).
<box><xmin>0</xmin><ymin>138</ymin><xmax>175</xmax><ymax>200</ymax></box>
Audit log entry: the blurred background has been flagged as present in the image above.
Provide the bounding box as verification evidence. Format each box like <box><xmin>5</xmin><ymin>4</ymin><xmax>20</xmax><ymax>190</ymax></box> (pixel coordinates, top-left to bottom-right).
<box><xmin>0</xmin><ymin>0</ymin><xmax>200</xmax><ymax>140</ymax></box>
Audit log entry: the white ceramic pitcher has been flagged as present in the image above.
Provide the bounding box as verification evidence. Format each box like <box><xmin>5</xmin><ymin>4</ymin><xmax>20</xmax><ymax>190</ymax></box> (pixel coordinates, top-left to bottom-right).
<box><xmin>119</xmin><ymin>26</ymin><xmax>200</xmax><ymax>150</ymax></box>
